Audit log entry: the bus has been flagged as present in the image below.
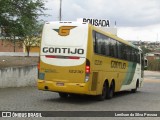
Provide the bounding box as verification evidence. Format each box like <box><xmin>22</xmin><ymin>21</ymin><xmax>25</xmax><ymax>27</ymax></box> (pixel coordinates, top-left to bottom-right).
<box><xmin>37</xmin><ymin>21</ymin><xmax>144</xmax><ymax>100</ymax></box>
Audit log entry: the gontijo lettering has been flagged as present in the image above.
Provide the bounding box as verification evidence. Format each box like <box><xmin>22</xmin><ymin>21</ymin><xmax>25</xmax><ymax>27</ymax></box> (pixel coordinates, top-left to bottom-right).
<box><xmin>43</xmin><ymin>47</ymin><xmax>84</xmax><ymax>55</ymax></box>
<box><xmin>111</xmin><ymin>60</ymin><xmax>126</xmax><ymax>69</ymax></box>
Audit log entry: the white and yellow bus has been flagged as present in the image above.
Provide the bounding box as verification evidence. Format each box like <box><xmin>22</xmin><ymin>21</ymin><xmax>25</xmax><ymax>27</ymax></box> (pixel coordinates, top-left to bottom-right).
<box><xmin>37</xmin><ymin>21</ymin><xmax>144</xmax><ymax>100</ymax></box>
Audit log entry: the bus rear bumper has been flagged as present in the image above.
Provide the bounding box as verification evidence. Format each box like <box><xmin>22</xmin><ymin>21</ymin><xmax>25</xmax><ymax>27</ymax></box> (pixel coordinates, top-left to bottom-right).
<box><xmin>37</xmin><ymin>79</ymin><xmax>95</xmax><ymax>95</ymax></box>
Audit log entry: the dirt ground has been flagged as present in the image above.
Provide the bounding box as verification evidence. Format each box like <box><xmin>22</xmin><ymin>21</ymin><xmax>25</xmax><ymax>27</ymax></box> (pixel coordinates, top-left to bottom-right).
<box><xmin>0</xmin><ymin>56</ymin><xmax>39</xmax><ymax>68</ymax></box>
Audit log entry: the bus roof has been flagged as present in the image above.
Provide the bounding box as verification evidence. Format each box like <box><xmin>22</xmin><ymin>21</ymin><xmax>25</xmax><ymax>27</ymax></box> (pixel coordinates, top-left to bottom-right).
<box><xmin>44</xmin><ymin>21</ymin><xmax>140</xmax><ymax>50</ymax></box>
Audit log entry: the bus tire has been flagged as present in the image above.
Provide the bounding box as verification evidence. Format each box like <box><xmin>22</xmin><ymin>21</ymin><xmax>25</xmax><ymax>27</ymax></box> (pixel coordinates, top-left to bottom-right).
<box><xmin>106</xmin><ymin>81</ymin><xmax>114</xmax><ymax>99</ymax></box>
<box><xmin>59</xmin><ymin>92</ymin><xmax>68</xmax><ymax>98</ymax></box>
<box><xmin>97</xmin><ymin>82</ymin><xmax>107</xmax><ymax>101</ymax></box>
<box><xmin>131</xmin><ymin>80</ymin><xmax>139</xmax><ymax>93</ymax></box>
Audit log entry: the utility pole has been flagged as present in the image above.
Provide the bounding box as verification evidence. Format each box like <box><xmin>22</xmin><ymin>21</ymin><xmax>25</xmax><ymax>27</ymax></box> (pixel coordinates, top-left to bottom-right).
<box><xmin>59</xmin><ymin>0</ymin><xmax>62</xmax><ymax>21</ymax></box>
<box><xmin>157</xmin><ymin>33</ymin><xmax>159</xmax><ymax>42</ymax></box>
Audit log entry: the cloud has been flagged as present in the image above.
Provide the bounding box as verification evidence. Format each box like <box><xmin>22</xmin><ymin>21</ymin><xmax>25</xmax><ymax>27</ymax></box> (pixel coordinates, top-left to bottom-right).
<box><xmin>42</xmin><ymin>0</ymin><xmax>160</xmax><ymax>41</ymax></box>
<box><xmin>44</xmin><ymin>0</ymin><xmax>160</xmax><ymax>27</ymax></box>
<box><xmin>118</xmin><ymin>24</ymin><xmax>160</xmax><ymax>41</ymax></box>
<box><xmin>88</xmin><ymin>0</ymin><xmax>160</xmax><ymax>27</ymax></box>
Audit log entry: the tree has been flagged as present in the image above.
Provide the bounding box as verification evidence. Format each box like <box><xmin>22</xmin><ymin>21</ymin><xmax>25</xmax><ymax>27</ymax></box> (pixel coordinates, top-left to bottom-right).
<box><xmin>0</xmin><ymin>0</ymin><xmax>47</xmax><ymax>52</ymax></box>
<box><xmin>141</xmin><ymin>46</ymin><xmax>152</xmax><ymax>54</ymax></box>
<box><xmin>24</xmin><ymin>22</ymin><xmax>43</xmax><ymax>56</ymax></box>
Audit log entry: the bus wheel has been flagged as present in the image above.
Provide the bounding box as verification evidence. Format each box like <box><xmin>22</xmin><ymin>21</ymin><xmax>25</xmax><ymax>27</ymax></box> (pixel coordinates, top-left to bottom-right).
<box><xmin>131</xmin><ymin>80</ymin><xmax>139</xmax><ymax>93</ymax></box>
<box><xmin>59</xmin><ymin>92</ymin><xmax>68</xmax><ymax>98</ymax></box>
<box><xmin>97</xmin><ymin>82</ymin><xmax>107</xmax><ymax>101</ymax></box>
<box><xmin>106</xmin><ymin>82</ymin><xmax>114</xmax><ymax>99</ymax></box>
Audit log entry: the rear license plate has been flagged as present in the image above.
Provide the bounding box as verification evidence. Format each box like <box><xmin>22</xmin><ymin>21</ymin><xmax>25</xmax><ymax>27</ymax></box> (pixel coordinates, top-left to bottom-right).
<box><xmin>56</xmin><ymin>82</ymin><xmax>64</xmax><ymax>86</ymax></box>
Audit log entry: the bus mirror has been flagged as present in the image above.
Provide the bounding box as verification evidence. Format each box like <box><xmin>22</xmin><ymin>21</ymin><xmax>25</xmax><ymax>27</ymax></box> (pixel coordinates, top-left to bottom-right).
<box><xmin>144</xmin><ymin>58</ymin><xmax>148</xmax><ymax>70</ymax></box>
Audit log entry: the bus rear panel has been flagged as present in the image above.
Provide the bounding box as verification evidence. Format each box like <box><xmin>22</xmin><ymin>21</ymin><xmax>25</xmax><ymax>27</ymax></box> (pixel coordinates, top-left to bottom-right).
<box><xmin>37</xmin><ymin>22</ymin><xmax>93</xmax><ymax>95</ymax></box>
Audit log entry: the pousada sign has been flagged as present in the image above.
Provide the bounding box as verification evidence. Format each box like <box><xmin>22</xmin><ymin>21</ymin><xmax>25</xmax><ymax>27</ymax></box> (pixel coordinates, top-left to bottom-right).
<box><xmin>77</xmin><ymin>18</ymin><xmax>110</xmax><ymax>27</ymax></box>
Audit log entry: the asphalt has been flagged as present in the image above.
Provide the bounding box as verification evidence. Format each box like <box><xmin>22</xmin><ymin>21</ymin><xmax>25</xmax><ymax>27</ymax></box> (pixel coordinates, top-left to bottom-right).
<box><xmin>0</xmin><ymin>71</ymin><xmax>160</xmax><ymax>120</ymax></box>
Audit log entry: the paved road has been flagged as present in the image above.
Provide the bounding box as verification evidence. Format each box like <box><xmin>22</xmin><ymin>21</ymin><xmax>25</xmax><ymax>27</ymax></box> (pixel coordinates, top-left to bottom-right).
<box><xmin>144</xmin><ymin>71</ymin><xmax>160</xmax><ymax>81</ymax></box>
<box><xmin>0</xmin><ymin>71</ymin><xmax>160</xmax><ymax>120</ymax></box>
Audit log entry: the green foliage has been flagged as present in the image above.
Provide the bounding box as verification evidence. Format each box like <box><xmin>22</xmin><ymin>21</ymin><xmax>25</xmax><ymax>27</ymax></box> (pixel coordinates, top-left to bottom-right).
<box><xmin>147</xmin><ymin>59</ymin><xmax>160</xmax><ymax>71</ymax></box>
<box><xmin>141</xmin><ymin>46</ymin><xmax>152</xmax><ymax>54</ymax></box>
<box><xmin>0</xmin><ymin>0</ymin><xmax>46</xmax><ymax>37</ymax></box>
<box><xmin>0</xmin><ymin>0</ymin><xmax>47</xmax><ymax>53</ymax></box>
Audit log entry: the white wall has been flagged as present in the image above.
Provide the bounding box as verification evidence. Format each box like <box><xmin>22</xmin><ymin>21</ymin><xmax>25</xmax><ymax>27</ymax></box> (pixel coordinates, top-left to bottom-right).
<box><xmin>0</xmin><ymin>52</ymin><xmax>39</xmax><ymax>56</ymax></box>
<box><xmin>0</xmin><ymin>65</ymin><xmax>37</xmax><ymax>88</ymax></box>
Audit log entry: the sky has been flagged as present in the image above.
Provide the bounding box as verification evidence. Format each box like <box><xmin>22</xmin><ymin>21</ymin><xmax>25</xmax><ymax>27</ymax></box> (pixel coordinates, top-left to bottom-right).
<box><xmin>42</xmin><ymin>0</ymin><xmax>160</xmax><ymax>42</ymax></box>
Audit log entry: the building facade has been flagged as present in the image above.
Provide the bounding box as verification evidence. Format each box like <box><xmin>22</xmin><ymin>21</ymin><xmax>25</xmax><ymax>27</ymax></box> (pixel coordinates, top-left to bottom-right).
<box><xmin>0</xmin><ymin>40</ymin><xmax>23</xmax><ymax>52</ymax></box>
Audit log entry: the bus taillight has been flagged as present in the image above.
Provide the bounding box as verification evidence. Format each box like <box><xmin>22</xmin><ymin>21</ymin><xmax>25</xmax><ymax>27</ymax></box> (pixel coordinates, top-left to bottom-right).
<box><xmin>86</xmin><ymin>59</ymin><xmax>90</xmax><ymax>73</ymax></box>
<box><xmin>86</xmin><ymin>66</ymin><xmax>90</xmax><ymax>73</ymax></box>
<box><xmin>85</xmin><ymin>59</ymin><xmax>90</xmax><ymax>82</ymax></box>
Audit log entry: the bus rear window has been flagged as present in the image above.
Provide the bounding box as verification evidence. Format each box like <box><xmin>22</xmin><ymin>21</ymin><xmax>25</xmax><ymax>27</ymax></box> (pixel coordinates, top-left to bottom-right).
<box><xmin>42</xmin><ymin>24</ymin><xmax>88</xmax><ymax>47</ymax></box>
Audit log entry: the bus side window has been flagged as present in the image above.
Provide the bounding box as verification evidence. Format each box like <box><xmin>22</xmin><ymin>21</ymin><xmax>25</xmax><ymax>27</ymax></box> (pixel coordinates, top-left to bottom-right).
<box><xmin>121</xmin><ymin>44</ymin><xmax>127</xmax><ymax>60</ymax></box>
<box><xmin>135</xmin><ymin>49</ymin><xmax>138</xmax><ymax>63</ymax></box>
<box><xmin>105</xmin><ymin>36</ymin><xmax>110</xmax><ymax>56</ymax></box>
<box><xmin>93</xmin><ymin>31</ymin><xmax>98</xmax><ymax>53</ymax></box>
<box><xmin>130</xmin><ymin>47</ymin><xmax>134</xmax><ymax>62</ymax></box>
<box><xmin>109</xmin><ymin>38</ymin><xmax>117</xmax><ymax>57</ymax></box>
<box><xmin>134</xmin><ymin>50</ymin><xmax>137</xmax><ymax>62</ymax></box>
<box><xmin>101</xmin><ymin>35</ymin><xmax>106</xmax><ymax>55</ymax></box>
<box><xmin>117</xmin><ymin>41</ymin><xmax>122</xmax><ymax>59</ymax></box>
<box><xmin>126</xmin><ymin>46</ymin><xmax>131</xmax><ymax>61</ymax></box>
<box><xmin>94</xmin><ymin>32</ymin><xmax>110</xmax><ymax>56</ymax></box>
<box><xmin>130</xmin><ymin>48</ymin><xmax>133</xmax><ymax>62</ymax></box>
<box><xmin>113</xmin><ymin>40</ymin><xmax>117</xmax><ymax>58</ymax></box>
<box><xmin>108</xmin><ymin>38</ymin><xmax>112</xmax><ymax>57</ymax></box>
<box><xmin>97</xmin><ymin>33</ymin><xmax>102</xmax><ymax>54</ymax></box>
